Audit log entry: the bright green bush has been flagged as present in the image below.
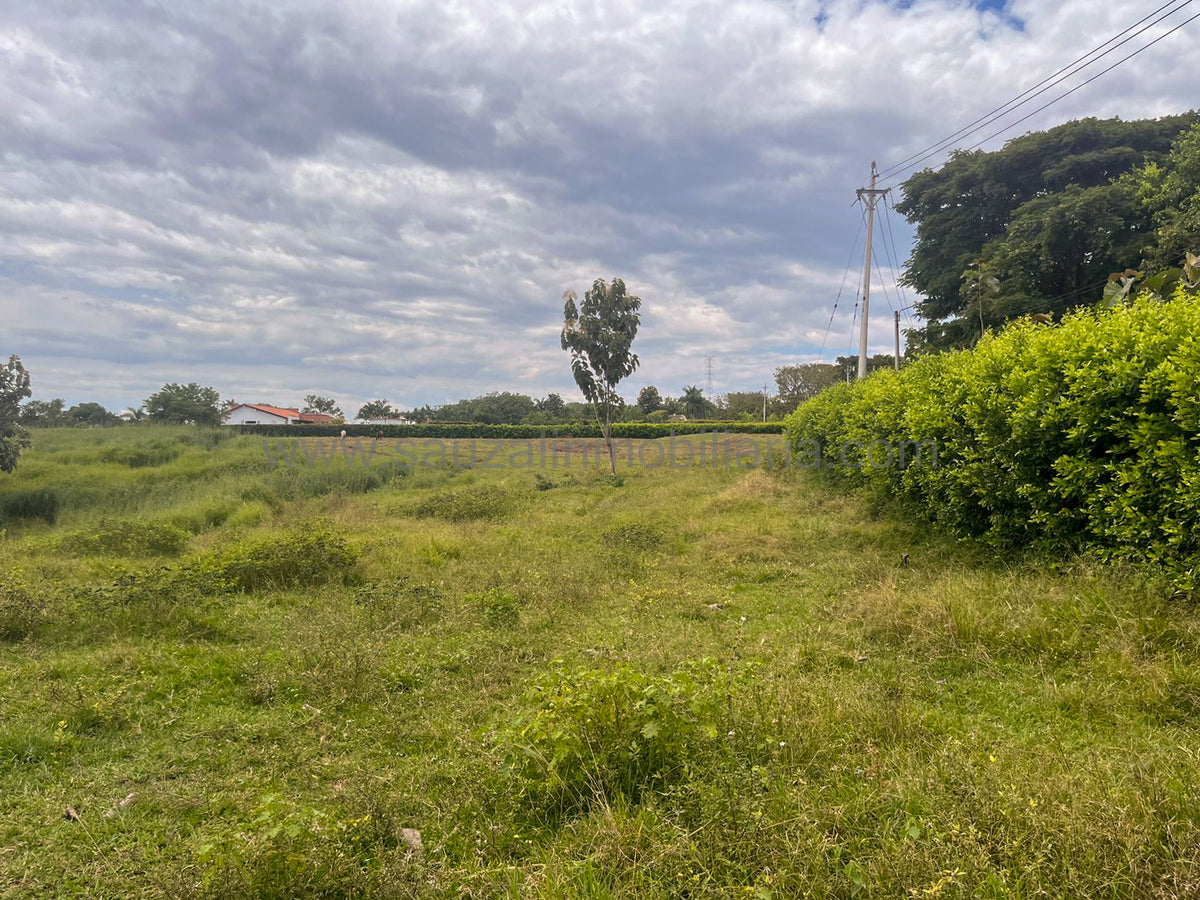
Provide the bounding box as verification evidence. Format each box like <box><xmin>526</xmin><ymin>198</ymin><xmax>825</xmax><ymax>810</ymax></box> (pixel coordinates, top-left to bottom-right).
<box><xmin>785</xmin><ymin>291</ymin><xmax>1200</xmax><ymax>589</ymax></box>
<box><xmin>496</xmin><ymin>659</ymin><xmax>734</xmax><ymax>815</ymax></box>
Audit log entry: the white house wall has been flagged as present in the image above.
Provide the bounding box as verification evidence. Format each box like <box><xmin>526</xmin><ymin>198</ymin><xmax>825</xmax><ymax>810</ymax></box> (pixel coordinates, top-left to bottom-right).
<box><xmin>225</xmin><ymin>407</ymin><xmax>292</xmax><ymax>425</ymax></box>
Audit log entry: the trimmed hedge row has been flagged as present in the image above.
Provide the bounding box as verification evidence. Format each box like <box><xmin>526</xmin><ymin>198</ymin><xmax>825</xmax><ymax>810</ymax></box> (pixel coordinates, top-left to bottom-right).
<box><xmin>784</xmin><ymin>291</ymin><xmax>1200</xmax><ymax>590</ymax></box>
<box><xmin>236</xmin><ymin>421</ymin><xmax>785</xmax><ymax>439</ymax></box>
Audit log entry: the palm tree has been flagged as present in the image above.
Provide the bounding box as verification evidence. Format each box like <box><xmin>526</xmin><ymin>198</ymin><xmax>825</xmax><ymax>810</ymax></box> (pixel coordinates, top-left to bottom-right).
<box><xmin>680</xmin><ymin>385</ymin><xmax>712</xmax><ymax>420</ymax></box>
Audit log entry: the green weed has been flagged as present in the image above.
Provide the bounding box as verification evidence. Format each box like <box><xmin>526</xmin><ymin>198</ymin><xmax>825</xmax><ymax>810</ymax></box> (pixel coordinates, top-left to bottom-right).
<box><xmin>413</xmin><ymin>484</ymin><xmax>514</xmax><ymax>521</ymax></box>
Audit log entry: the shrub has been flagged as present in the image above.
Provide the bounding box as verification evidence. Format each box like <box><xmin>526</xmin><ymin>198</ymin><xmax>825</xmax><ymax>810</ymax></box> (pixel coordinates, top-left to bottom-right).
<box><xmin>196</xmin><ymin>794</ymin><xmax>401</xmax><ymax>899</ymax></box>
<box><xmin>496</xmin><ymin>659</ymin><xmax>734</xmax><ymax>815</ymax></box>
<box><xmin>466</xmin><ymin>588</ymin><xmax>521</xmax><ymax>627</ymax></box>
<box><xmin>785</xmin><ymin>290</ymin><xmax>1200</xmax><ymax>589</ymax></box>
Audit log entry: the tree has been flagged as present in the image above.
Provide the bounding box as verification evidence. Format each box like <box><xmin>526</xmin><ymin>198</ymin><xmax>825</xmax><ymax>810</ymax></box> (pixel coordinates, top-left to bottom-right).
<box><xmin>355</xmin><ymin>399</ymin><xmax>401</xmax><ymax>421</ymax></box>
<box><xmin>720</xmin><ymin>391</ymin><xmax>768</xmax><ymax>421</ymax></box>
<box><xmin>561</xmin><ymin>278</ymin><xmax>642</xmax><ymax>475</ymax></box>
<box><xmin>897</xmin><ymin>114</ymin><xmax>1198</xmax><ymax>352</ymax></box>
<box><xmin>303</xmin><ymin>394</ymin><xmax>343</xmax><ymax>418</ymax></box>
<box><xmin>1135</xmin><ymin>121</ymin><xmax>1200</xmax><ymax>269</ymax></box>
<box><xmin>774</xmin><ymin>364</ymin><xmax>843</xmax><ymax>410</ymax></box>
<box><xmin>637</xmin><ymin>385</ymin><xmax>663</xmax><ymax>415</ymax></box>
<box><xmin>835</xmin><ymin>354</ymin><xmax>895</xmax><ymax>375</ymax></box>
<box><xmin>66</xmin><ymin>402</ymin><xmax>121</xmax><ymax>427</ymax></box>
<box><xmin>18</xmin><ymin>398</ymin><xmax>67</xmax><ymax>427</ymax></box>
<box><xmin>537</xmin><ymin>393</ymin><xmax>566</xmax><ymax>416</ymax></box>
<box><xmin>461</xmin><ymin>392</ymin><xmax>536</xmax><ymax>424</ymax></box>
<box><xmin>144</xmin><ymin>383</ymin><xmax>222</xmax><ymax>425</ymax></box>
<box><xmin>1</xmin><ymin>356</ymin><xmax>32</xmax><ymax>473</ymax></box>
<box><xmin>680</xmin><ymin>385</ymin><xmax>714</xmax><ymax>420</ymax></box>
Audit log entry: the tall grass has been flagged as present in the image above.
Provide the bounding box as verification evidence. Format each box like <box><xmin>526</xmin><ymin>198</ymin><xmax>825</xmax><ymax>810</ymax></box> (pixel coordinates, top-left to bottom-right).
<box><xmin>1</xmin><ymin>428</ymin><xmax>1199</xmax><ymax>896</ymax></box>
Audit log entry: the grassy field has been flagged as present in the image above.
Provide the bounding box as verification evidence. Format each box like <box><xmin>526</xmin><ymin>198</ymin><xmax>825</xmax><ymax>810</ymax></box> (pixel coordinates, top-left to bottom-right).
<box><xmin>2</xmin><ymin>427</ymin><xmax>1200</xmax><ymax>898</ymax></box>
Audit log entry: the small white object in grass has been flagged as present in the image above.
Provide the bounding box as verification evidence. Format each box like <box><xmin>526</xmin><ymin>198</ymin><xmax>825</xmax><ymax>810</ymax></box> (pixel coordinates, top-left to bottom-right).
<box><xmin>400</xmin><ymin>827</ymin><xmax>423</xmax><ymax>856</ymax></box>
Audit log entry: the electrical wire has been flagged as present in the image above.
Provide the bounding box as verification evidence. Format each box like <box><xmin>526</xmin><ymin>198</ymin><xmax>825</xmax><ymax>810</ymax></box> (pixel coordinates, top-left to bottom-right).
<box><xmin>878</xmin><ymin>0</ymin><xmax>1197</xmax><ymax>183</ymax></box>
<box><xmin>816</xmin><ymin>208</ymin><xmax>867</xmax><ymax>363</ymax></box>
<box><xmin>879</xmin><ymin>198</ymin><xmax>917</xmax><ymax>328</ymax></box>
<box><xmin>952</xmin><ymin>8</ymin><xmax>1200</xmax><ymax>159</ymax></box>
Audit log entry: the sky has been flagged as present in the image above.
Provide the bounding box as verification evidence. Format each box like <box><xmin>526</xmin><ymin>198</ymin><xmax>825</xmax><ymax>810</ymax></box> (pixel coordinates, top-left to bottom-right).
<box><xmin>2</xmin><ymin>0</ymin><xmax>1198</xmax><ymax>415</ymax></box>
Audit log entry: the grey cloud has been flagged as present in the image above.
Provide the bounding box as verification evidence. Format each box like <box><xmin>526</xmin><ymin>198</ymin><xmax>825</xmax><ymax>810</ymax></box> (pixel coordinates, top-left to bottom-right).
<box><xmin>2</xmin><ymin>0</ymin><xmax>1198</xmax><ymax>409</ymax></box>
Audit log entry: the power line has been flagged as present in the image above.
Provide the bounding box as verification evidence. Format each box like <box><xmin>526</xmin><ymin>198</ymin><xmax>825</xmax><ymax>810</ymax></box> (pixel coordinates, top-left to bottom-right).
<box><xmin>816</xmin><ymin>208</ymin><xmax>867</xmax><ymax>364</ymax></box>
<box><xmin>872</xmin><ymin>245</ymin><xmax>898</xmax><ymax>316</ymax></box>
<box><xmin>954</xmin><ymin>8</ymin><xmax>1200</xmax><ymax>159</ymax></box>
<box><xmin>879</xmin><ymin>198</ymin><xmax>917</xmax><ymax>329</ymax></box>
<box><xmin>878</xmin><ymin>0</ymin><xmax>1197</xmax><ymax>183</ymax></box>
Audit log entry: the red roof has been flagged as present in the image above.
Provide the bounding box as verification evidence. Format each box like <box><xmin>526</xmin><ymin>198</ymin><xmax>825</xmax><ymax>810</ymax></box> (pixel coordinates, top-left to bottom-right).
<box><xmin>230</xmin><ymin>403</ymin><xmax>300</xmax><ymax>420</ymax></box>
<box><xmin>297</xmin><ymin>413</ymin><xmax>335</xmax><ymax>424</ymax></box>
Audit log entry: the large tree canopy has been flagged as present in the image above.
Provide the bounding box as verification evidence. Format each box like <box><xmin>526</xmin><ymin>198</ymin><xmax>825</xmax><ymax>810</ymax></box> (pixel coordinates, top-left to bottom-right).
<box><xmin>144</xmin><ymin>382</ymin><xmax>222</xmax><ymax>425</ymax></box>
<box><xmin>898</xmin><ymin>113</ymin><xmax>1199</xmax><ymax>353</ymax></box>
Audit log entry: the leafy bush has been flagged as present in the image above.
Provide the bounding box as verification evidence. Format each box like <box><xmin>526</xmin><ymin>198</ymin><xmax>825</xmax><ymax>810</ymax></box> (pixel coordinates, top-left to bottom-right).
<box><xmin>196</xmin><ymin>794</ymin><xmax>404</xmax><ymax>899</ymax></box>
<box><xmin>785</xmin><ymin>290</ymin><xmax>1200</xmax><ymax>589</ymax></box>
<box><xmin>58</xmin><ymin>518</ymin><xmax>190</xmax><ymax>557</ymax></box>
<box><xmin>496</xmin><ymin>659</ymin><xmax>734</xmax><ymax>814</ymax></box>
<box><xmin>466</xmin><ymin>587</ymin><xmax>521</xmax><ymax>627</ymax></box>
<box><xmin>0</xmin><ymin>488</ymin><xmax>59</xmax><ymax>526</ymax></box>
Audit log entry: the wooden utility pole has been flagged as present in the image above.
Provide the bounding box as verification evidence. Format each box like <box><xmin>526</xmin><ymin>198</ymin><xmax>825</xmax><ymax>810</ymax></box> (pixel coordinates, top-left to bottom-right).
<box><xmin>856</xmin><ymin>162</ymin><xmax>890</xmax><ymax>380</ymax></box>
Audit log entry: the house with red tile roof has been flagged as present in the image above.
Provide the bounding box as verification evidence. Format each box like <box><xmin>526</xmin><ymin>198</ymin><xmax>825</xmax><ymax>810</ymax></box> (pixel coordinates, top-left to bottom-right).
<box><xmin>224</xmin><ymin>403</ymin><xmax>336</xmax><ymax>426</ymax></box>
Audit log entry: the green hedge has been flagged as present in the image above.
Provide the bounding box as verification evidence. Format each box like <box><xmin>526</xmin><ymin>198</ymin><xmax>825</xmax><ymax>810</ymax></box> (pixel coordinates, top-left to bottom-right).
<box><xmin>784</xmin><ymin>290</ymin><xmax>1200</xmax><ymax>590</ymax></box>
<box><xmin>237</xmin><ymin>421</ymin><xmax>785</xmax><ymax>439</ymax></box>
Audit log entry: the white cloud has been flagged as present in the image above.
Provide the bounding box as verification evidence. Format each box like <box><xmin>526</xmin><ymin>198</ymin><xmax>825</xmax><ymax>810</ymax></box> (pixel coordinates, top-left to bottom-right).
<box><xmin>1</xmin><ymin>0</ymin><xmax>1197</xmax><ymax>409</ymax></box>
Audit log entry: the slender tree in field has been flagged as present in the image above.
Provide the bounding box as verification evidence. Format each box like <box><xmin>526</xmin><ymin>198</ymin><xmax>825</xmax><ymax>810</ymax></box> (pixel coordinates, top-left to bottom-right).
<box><xmin>0</xmin><ymin>355</ymin><xmax>32</xmax><ymax>473</ymax></box>
<box><xmin>561</xmin><ymin>278</ymin><xmax>641</xmax><ymax>475</ymax></box>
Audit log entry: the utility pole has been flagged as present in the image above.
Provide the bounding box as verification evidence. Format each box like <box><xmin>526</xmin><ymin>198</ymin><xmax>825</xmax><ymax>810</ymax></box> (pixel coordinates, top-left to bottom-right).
<box><xmin>894</xmin><ymin>310</ymin><xmax>901</xmax><ymax>371</ymax></box>
<box><xmin>762</xmin><ymin>383</ymin><xmax>768</xmax><ymax>422</ymax></box>
<box><xmin>705</xmin><ymin>356</ymin><xmax>715</xmax><ymax>395</ymax></box>
<box><xmin>856</xmin><ymin>162</ymin><xmax>890</xmax><ymax>380</ymax></box>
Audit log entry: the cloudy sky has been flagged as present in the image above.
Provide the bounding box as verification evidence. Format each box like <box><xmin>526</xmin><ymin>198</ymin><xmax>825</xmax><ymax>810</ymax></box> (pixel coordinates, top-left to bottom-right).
<box><xmin>3</xmin><ymin>0</ymin><xmax>1198</xmax><ymax>414</ymax></box>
